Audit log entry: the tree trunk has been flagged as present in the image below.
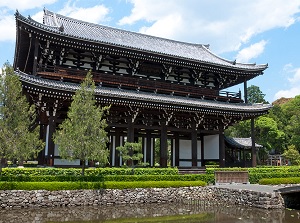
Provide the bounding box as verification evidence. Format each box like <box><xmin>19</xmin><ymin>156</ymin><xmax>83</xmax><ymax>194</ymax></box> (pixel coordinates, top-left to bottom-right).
<box><xmin>0</xmin><ymin>162</ymin><xmax>2</xmax><ymax>176</ymax></box>
<box><xmin>81</xmin><ymin>160</ymin><xmax>85</xmax><ymax>176</ymax></box>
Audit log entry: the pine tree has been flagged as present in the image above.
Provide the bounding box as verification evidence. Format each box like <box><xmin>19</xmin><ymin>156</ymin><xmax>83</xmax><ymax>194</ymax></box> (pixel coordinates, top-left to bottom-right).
<box><xmin>0</xmin><ymin>63</ymin><xmax>44</xmax><ymax>174</ymax></box>
<box><xmin>53</xmin><ymin>71</ymin><xmax>109</xmax><ymax>175</ymax></box>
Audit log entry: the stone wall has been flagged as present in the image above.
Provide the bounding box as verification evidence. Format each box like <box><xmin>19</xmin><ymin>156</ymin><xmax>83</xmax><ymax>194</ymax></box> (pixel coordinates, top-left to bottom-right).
<box><xmin>0</xmin><ymin>186</ymin><xmax>284</xmax><ymax>209</ymax></box>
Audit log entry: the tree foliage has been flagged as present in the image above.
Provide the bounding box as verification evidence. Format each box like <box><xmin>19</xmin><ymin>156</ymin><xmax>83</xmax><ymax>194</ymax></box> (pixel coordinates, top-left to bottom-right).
<box><xmin>0</xmin><ymin>63</ymin><xmax>44</xmax><ymax>174</ymax></box>
<box><xmin>116</xmin><ymin>142</ymin><xmax>143</xmax><ymax>167</ymax></box>
<box><xmin>282</xmin><ymin>145</ymin><xmax>300</xmax><ymax>165</ymax></box>
<box><xmin>247</xmin><ymin>85</ymin><xmax>268</xmax><ymax>104</ymax></box>
<box><xmin>53</xmin><ymin>71</ymin><xmax>109</xmax><ymax>175</ymax></box>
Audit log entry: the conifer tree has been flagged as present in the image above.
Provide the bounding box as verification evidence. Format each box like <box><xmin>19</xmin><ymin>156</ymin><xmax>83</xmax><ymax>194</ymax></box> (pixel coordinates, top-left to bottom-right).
<box><xmin>0</xmin><ymin>63</ymin><xmax>44</xmax><ymax>174</ymax></box>
<box><xmin>53</xmin><ymin>71</ymin><xmax>109</xmax><ymax>175</ymax></box>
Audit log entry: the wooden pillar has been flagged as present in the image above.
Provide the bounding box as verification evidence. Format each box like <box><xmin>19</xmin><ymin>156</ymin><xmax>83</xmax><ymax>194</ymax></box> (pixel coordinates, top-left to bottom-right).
<box><xmin>160</xmin><ymin>121</ymin><xmax>168</xmax><ymax>167</ymax></box>
<box><xmin>32</xmin><ymin>37</ymin><xmax>39</xmax><ymax>75</ymax></box>
<box><xmin>127</xmin><ymin>118</ymin><xmax>134</xmax><ymax>142</ymax></box>
<box><xmin>251</xmin><ymin>117</ymin><xmax>257</xmax><ymax>167</ymax></box>
<box><xmin>244</xmin><ymin>78</ymin><xmax>248</xmax><ymax>103</ymax></box>
<box><xmin>37</xmin><ymin>124</ymin><xmax>46</xmax><ymax>165</ymax></box>
<box><xmin>175</xmin><ymin>132</ymin><xmax>179</xmax><ymax>166</ymax></box>
<box><xmin>146</xmin><ymin>130</ymin><xmax>152</xmax><ymax>166</ymax></box>
<box><xmin>47</xmin><ymin>116</ymin><xmax>56</xmax><ymax>166</ymax></box>
<box><xmin>201</xmin><ymin>135</ymin><xmax>204</xmax><ymax>166</ymax></box>
<box><xmin>191</xmin><ymin>124</ymin><xmax>198</xmax><ymax>167</ymax></box>
<box><xmin>114</xmin><ymin>129</ymin><xmax>121</xmax><ymax>167</ymax></box>
<box><xmin>219</xmin><ymin>124</ymin><xmax>225</xmax><ymax>167</ymax></box>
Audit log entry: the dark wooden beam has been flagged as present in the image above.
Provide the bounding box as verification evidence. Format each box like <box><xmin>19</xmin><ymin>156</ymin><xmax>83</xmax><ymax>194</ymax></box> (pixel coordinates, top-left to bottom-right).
<box><xmin>191</xmin><ymin>123</ymin><xmax>198</xmax><ymax>167</ymax></box>
<box><xmin>219</xmin><ymin>124</ymin><xmax>225</xmax><ymax>167</ymax></box>
<box><xmin>146</xmin><ymin>130</ymin><xmax>152</xmax><ymax>166</ymax></box>
<box><xmin>251</xmin><ymin>117</ymin><xmax>257</xmax><ymax>167</ymax></box>
<box><xmin>160</xmin><ymin>121</ymin><xmax>168</xmax><ymax>167</ymax></box>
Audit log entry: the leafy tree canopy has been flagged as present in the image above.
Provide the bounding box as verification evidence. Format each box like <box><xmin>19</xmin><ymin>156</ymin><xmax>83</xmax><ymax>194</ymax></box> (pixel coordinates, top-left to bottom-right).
<box><xmin>0</xmin><ymin>63</ymin><xmax>44</xmax><ymax>174</ymax></box>
<box><xmin>247</xmin><ymin>85</ymin><xmax>268</xmax><ymax>104</ymax></box>
<box><xmin>116</xmin><ymin>142</ymin><xmax>143</xmax><ymax>167</ymax></box>
<box><xmin>53</xmin><ymin>71</ymin><xmax>110</xmax><ymax>175</ymax></box>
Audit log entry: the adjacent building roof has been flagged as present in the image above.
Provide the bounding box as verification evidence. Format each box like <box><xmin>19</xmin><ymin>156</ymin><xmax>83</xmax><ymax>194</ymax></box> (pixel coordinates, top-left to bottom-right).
<box><xmin>225</xmin><ymin>137</ymin><xmax>263</xmax><ymax>149</ymax></box>
<box><xmin>16</xmin><ymin>70</ymin><xmax>271</xmax><ymax>115</ymax></box>
<box><xmin>15</xmin><ymin>9</ymin><xmax>267</xmax><ymax>72</ymax></box>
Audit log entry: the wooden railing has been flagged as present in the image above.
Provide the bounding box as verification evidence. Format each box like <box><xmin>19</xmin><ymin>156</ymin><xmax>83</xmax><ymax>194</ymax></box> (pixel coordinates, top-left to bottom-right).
<box><xmin>36</xmin><ymin>65</ymin><xmax>243</xmax><ymax>103</ymax></box>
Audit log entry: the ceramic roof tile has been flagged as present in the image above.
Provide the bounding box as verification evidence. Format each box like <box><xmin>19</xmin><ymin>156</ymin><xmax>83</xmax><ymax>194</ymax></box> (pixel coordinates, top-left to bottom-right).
<box><xmin>15</xmin><ymin>10</ymin><xmax>267</xmax><ymax>71</ymax></box>
<box><xmin>225</xmin><ymin>137</ymin><xmax>263</xmax><ymax>149</ymax></box>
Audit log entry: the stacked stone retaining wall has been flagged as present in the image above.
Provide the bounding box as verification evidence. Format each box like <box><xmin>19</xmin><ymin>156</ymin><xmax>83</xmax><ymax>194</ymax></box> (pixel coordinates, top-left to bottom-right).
<box><xmin>0</xmin><ymin>186</ymin><xmax>284</xmax><ymax>209</ymax></box>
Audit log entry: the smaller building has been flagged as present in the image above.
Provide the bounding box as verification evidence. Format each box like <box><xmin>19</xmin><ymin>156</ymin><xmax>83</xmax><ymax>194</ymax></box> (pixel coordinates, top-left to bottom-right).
<box><xmin>225</xmin><ymin>137</ymin><xmax>263</xmax><ymax>167</ymax></box>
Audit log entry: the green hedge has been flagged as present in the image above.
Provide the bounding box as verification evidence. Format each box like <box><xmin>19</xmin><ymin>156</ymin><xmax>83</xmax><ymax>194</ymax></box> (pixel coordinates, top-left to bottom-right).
<box><xmin>0</xmin><ymin>167</ymin><xmax>178</xmax><ymax>177</ymax></box>
<box><xmin>0</xmin><ymin>180</ymin><xmax>206</xmax><ymax>190</ymax></box>
<box><xmin>259</xmin><ymin>177</ymin><xmax>300</xmax><ymax>185</ymax></box>
<box><xmin>0</xmin><ymin>174</ymin><xmax>214</xmax><ymax>184</ymax></box>
<box><xmin>206</xmin><ymin>166</ymin><xmax>300</xmax><ymax>175</ymax></box>
<box><xmin>250</xmin><ymin>173</ymin><xmax>300</xmax><ymax>184</ymax></box>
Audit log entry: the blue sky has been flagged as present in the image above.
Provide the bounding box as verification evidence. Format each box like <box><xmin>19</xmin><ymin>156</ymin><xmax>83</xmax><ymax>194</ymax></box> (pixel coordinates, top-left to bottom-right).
<box><xmin>0</xmin><ymin>0</ymin><xmax>300</xmax><ymax>103</ymax></box>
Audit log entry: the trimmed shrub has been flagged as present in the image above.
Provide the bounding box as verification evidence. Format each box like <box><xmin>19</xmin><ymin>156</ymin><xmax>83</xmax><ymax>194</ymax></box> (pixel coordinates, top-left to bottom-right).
<box><xmin>0</xmin><ymin>174</ymin><xmax>214</xmax><ymax>184</ymax></box>
<box><xmin>259</xmin><ymin>177</ymin><xmax>300</xmax><ymax>185</ymax></box>
<box><xmin>0</xmin><ymin>181</ymin><xmax>206</xmax><ymax>190</ymax></box>
<box><xmin>1</xmin><ymin>167</ymin><xmax>178</xmax><ymax>177</ymax></box>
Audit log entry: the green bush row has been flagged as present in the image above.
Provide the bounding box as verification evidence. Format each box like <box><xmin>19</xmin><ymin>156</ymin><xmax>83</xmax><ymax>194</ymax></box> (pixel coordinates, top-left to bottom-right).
<box><xmin>0</xmin><ymin>180</ymin><xmax>206</xmax><ymax>190</ymax></box>
<box><xmin>206</xmin><ymin>166</ymin><xmax>300</xmax><ymax>175</ymax></box>
<box><xmin>0</xmin><ymin>167</ymin><xmax>178</xmax><ymax>177</ymax></box>
<box><xmin>259</xmin><ymin>177</ymin><xmax>300</xmax><ymax>185</ymax></box>
<box><xmin>0</xmin><ymin>174</ymin><xmax>215</xmax><ymax>184</ymax></box>
<box><xmin>250</xmin><ymin>173</ymin><xmax>300</xmax><ymax>184</ymax></box>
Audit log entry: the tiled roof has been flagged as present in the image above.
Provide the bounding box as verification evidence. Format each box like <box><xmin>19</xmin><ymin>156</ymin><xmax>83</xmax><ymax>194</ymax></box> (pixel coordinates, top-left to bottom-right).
<box><xmin>15</xmin><ymin>10</ymin><xmax>267</xmax><ymax>71</ymax></box>
<box><xmin>16</xmin><ymin>71</ymin><xmax>272</xmax><ymax>114</ymax></box>
<box><xmin>225</xmin><ymin>137</ymin><xmax>263</xmax><ymax>149</ymax></box>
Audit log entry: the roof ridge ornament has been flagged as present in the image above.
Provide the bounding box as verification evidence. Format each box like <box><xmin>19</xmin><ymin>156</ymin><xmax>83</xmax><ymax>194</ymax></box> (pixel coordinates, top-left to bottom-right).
<box><xmin>59</xmin><ymin>24</ymin><xmax>64</xmax><ymax>32</ymax></box>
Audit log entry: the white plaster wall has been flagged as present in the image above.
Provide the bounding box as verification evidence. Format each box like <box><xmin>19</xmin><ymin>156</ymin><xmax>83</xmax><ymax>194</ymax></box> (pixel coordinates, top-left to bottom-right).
<box><xmin>54</xmin><ymin>144</ymin><xmax>59</xmax><ymax>156</ymax></box>
<box><xmin>204</xmin><ymin>135</ymin><xmax>219</xmax><ymax>159</ymax></box>
<box><xmin>179</xmin><ymin>139</ymin><xmax>201</xmax><ymax>167</ymax></box>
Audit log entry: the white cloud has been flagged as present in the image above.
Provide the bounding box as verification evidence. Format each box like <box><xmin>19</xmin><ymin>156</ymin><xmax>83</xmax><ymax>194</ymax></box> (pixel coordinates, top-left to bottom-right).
<box><xmin>0</xmin><ymin>14</ymin><xmax>15</xmax><ymax>42</ymax></box>
<box><xmin>0</xmin><ymin>0</ymin><xmax>57</xmax><ymax>11</ymax></box>
<box><xmin>236</xmin><ymin>40</ymin><xmax>267</xmax><ymax>63</ymax></box>
<box><xmin>119</xmin><ymin>0</ymin><xmax>300</xmax><ymax>54</ymax></box>
<box><xmin>274</xmin><ymin>88</ymin><xmax>300</xmax><ymax>100</ymax></box>
<box><xmin>58</xmin><ymin>4</ymin><xmax>110</xmax><ymax>24</ymax></box>
<box><xmin>274</xmin><ymin>66</ymin><xmax>300</xmax><ymax>100</ymax></box>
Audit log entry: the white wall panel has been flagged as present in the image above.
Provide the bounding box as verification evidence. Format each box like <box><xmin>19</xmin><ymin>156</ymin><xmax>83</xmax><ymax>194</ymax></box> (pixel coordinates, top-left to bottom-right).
<box><xmin>204</xmin><ymin>135</ymin><xmax>219</xmax><ymax>159</ymax></box>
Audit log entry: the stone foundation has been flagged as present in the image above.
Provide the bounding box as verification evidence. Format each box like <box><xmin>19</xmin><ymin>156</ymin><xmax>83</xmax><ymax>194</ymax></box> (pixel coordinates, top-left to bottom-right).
<box><xmin>0</xmin><ymin>186</ymin><xmax>284</xmax><ymax>209</ymax></box>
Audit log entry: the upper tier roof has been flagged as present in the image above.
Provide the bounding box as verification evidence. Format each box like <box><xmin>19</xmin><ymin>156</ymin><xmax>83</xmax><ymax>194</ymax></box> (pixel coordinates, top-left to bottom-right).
<box><xmin>16</xmin><ymin>9</ymin><xmax>267</xmax><ymax>72</ymax></box>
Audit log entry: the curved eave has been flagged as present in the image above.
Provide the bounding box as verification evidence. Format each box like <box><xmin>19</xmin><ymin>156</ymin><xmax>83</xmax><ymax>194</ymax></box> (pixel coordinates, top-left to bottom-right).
<box><xmin>15</xmin><ymin>12</ymin><xmax>267</xmax><ymax>74</ymax></box>
<box><xmin>16</xmin><ymin>71</ymin><xmax>272</xmax><ymax>116</ymax></box>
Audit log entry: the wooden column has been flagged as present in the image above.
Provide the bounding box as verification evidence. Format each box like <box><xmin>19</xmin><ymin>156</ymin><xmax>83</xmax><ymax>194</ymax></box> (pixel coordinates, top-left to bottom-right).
<box><xmin>219</xmin><ymin>124</ymin><xmax>225</xmax><ymax>167</ymax></box>
<box><xmin>146</xmin><ymin>130</ymin><xmax>152</xmax><ymax>166</ymax></box>
<box><xmin>175</xmin><ymin>132</ymin><xmax>179</xmax><ymax>166</ymax></box>
<box><xmin>37</xmin><ymin>124</ymin><xmax>46</xmax><ymax>165</ymax></box>
<box><xmin>201</xmin><ymin>135</ymin><xmax>204</xmax><ymax>166</ymax></box>
<box><xmin>127</xmin><ymin>118</ymin><xmax>134</xmax><ymax>142</ymax></box>
<box><xmin>32</xmin><ymin>37</ymin><xmax>39</xmax><ymax>75</ymax></box>
<box><xmin>114</xmin><ymin>129</ymin><xmax>121</xmax><ymax>167</ymax></box>
<box><xmin>244</xmin><ymin>78</ymin><xmax>248</xmax><ymax>103</ymax></box>
<box><xmin>251</xmin><ymin>117</ymin><xmax>257</xmax><ymax>167</ymax></box>
<box><xmin>160</xmin><ymin>121</ymin><xmax>168</xmax><ymax>167</ymax></box>
<box><xmin>47</xmin><ymin>116</ymin><xmax>56</xmax><ymax>166</ymax></box>
<box><xmin>191</xmin><ymin>124</ymin><xmax>198</xmax><ymax>167</ymax></box>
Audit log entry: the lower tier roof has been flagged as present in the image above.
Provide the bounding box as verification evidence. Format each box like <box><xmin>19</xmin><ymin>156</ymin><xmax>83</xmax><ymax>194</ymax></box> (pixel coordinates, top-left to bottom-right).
<box><xmin>16</xmin><ymin>71</ymin><xmax>271</xmax><ymax>116</ymax></box>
